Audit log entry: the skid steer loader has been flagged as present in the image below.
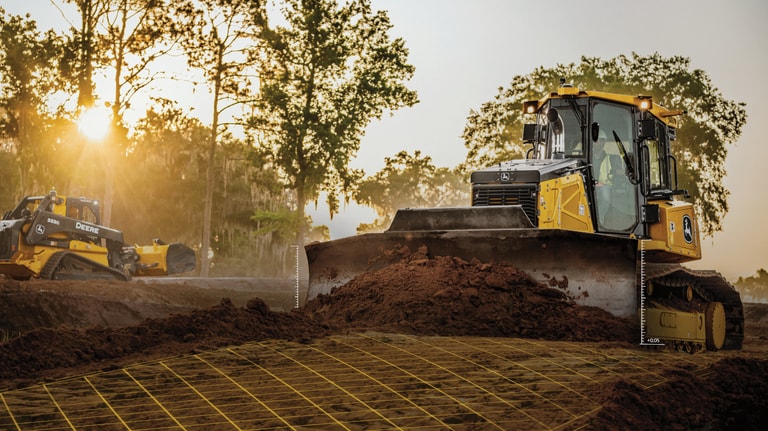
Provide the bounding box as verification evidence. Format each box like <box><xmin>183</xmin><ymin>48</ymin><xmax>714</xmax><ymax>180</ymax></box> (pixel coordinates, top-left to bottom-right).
<box><xmin>305</xmin><ymin>83</ymin><xmax>743</xmax><ymax>353</ymax></box>
<box><xmin>0</xmin><ymin>190</ymin><xmax>196</xmax><ymax>280</ymax></box>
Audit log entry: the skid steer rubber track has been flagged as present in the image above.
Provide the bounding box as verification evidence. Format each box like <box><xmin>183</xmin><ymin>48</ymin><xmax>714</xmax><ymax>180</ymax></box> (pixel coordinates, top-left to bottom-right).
<box><xmin>40</xmin><ymin>251</ymin><xmax>129</xmax><ymax>281</ymax></box>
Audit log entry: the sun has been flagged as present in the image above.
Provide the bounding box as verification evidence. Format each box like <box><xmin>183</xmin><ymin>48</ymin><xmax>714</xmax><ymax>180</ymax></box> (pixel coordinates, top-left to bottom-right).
<box><xmin>77</xmin><ymin>105</ymin><xmax>112</xmax><ymax>141</ymax></box>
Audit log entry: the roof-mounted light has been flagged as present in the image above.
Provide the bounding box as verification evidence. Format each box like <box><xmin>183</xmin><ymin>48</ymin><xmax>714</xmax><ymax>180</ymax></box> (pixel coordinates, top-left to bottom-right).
<box><xmin>635</xmin><ymin>95</ymin><xmax>653</xmax><ymax>111</ymax></box>
<box><xmin>522</xmin><ymin>100</ymin><xmax>539</xmax><ymax>114</ymax></box>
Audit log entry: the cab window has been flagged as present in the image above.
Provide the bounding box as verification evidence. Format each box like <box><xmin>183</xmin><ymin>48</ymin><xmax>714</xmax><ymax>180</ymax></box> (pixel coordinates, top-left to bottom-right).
<box><xmin>590</xmin><ymin>101</ymin><xmax>637</xmax><ymax>232</ymax></box>
<box><xmin>643</xmin><ymin>120</ymin><xmax>671</xmax><ymax>194</ymax></box>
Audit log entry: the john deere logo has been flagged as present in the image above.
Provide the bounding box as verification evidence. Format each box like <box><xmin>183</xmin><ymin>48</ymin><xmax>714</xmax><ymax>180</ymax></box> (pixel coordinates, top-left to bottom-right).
<box><xmin>682</xmin><ymin>215</ymin><xmax>693</xmax><ymax>244</ymax></box>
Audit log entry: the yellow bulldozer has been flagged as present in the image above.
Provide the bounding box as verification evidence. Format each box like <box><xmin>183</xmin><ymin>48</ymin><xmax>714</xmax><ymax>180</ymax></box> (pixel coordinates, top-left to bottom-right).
<box><xmin>0</xmin><ymin>190</ymin><xmax>196</xmax><ymax>280</ymax></box>
<box><xmin>305</xmin><ymin>83</ymin><xmax>744</xmax><ymax>353</ymax></box>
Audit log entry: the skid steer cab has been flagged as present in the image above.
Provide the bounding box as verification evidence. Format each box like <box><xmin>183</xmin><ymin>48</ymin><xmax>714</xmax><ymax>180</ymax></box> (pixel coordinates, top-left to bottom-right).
<box><xmin>0</xmin><ymin>190</ymin><xmax>197</xmax><ymax>281</ymax></box>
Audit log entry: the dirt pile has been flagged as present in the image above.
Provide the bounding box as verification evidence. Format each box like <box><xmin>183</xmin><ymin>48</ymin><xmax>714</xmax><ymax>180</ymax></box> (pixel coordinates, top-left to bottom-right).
<box><xmin>0</xmin><ymin>278</ymin><xmax>261</xmax><ymax>333</ymax></box>
<box><xmin>304</xmin><ymin>246</ymin><xmax>638</xmax><ymax>342</ymax></box>
<box><xmin>592</xmin><ymin>357</ymin><xmax>768</xmax><ymax>430</ymax></box>
<box><xmin>0</xmin><ymin>297</ymin><xmax>325</xmax><ymax>388</ymax></box>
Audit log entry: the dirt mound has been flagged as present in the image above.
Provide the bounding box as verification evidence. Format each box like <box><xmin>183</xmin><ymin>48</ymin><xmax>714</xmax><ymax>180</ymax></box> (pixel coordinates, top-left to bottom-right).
<box><xmin>0</xmin><ymin>278</ymin><xmax>261</xmax><ymax>334</ymax></box>
<box><xmin>0</xmin><ymin>297</ymin><xmax>325</xmax><ymax>388</ymax></box>
<box><xmin>592</xmin><ymin>357</ymin><xmax>768</xmax><ymax>430</ymax></box>
<box><xmin>304</xmin><ymin>247</ymin><xmax>637</xmax><ymax>342</ymax></box>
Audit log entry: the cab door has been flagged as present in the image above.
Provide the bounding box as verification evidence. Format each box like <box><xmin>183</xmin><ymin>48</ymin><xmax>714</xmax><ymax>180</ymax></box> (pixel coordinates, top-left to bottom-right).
<box><xmin>589</xmin><ymin>101</ymin><xmax>638</xmax><ymax>233</ymax></box>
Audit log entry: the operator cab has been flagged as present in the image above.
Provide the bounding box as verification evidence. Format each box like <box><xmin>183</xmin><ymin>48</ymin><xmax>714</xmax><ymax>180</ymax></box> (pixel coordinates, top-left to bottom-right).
<box><xmin>521</xmin><ymin>83</ymin><xmax>684</xmax><ymax>236</ymax></box>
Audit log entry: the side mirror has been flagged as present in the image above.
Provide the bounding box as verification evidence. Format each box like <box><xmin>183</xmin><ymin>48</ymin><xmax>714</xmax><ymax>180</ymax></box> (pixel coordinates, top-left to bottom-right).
<box><xmin>522</xmin><ymin>123</ymin><xmax>536</xmax><ymax>142</ymax></box>
<box><xmin>638</xmin><ymin>119</ymin><xmax>657</xmax><ymax>140</ymax></box>
<box><xmin>590</xmin><ymin>122</ymin><xmax>600</xmax><ymax>142</ymax></box>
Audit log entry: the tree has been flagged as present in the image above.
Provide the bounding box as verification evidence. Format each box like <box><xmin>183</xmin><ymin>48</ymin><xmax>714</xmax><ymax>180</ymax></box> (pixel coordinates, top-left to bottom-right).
<box><xmin>60</xmin><ymin>0</ymin><xmax>106</xmax><ymax>109</ymax></box>
<box><xmin>250</xmin><ymin>0</ymin><xmax>418</xmax><ymax>244</ymax></box>
<box><xmin>353</xmin><ymin>150</ymin><xmax>467</xmax><ymax>232</ymax></box>
<box><xmin>176</xmin><ymin>0</ymin><xmax>262</xmax><ymax>276</ymax></box>
<box><xmin>734</xmin><ymin>269</ymin><xmax>768</xmax><ymax>303</ymax></box>
<box><xmin>114</xmin><ymin>97</ymin><xmax>209</xmax><ymax>247</ymax></box>
<box><xmin>64</xmin><ymin>0</ymin><xmax>180</xmax><ymax>226</ymax></box>
<box><xmin>0</xmin><ymin>8</ymin><xmax>66</xmax><ymax>197</ymax></box>
<box><xmin>462</xmin><ymin>53</ymin><xmax>747</xmax><ymax>236</ymax></box>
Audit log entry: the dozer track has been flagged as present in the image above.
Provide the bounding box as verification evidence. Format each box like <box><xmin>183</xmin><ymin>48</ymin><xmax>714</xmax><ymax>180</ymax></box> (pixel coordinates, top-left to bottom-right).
<box><xmin>645</xmin><ymin>263</ymin><xmax>744</xmax><ymax>350</ymax></box>
<box><xmin>40</xmin><ymin>251</ymin><xmax>129</xmax><ymax>281</ymax></box>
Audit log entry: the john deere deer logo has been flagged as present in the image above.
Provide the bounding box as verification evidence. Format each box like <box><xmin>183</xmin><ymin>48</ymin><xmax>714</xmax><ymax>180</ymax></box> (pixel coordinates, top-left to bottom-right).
<box><xmin>682</xmin><ymin>215</ymin><xmax>693</xmax><ymax>244</ymax></box>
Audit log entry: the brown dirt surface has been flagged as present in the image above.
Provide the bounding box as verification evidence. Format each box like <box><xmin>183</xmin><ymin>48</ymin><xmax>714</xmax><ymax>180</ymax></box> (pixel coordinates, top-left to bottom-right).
<box><xmin>1</xmin><ymin>247</ymin><xmax>767</xmax><ymax>430</ymax></box>
<box><xmin>302</xmin><ymin>247</ymin><xmax>639</xmax><ymax>342</ymax></box>
<box><xmin>592</xmin><ymin>357</ymin><xmax>768</xmax><ymax>430</ymax></box>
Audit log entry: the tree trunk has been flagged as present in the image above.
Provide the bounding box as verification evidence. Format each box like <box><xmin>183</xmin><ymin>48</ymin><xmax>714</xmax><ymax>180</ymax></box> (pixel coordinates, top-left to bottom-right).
<box><xmin>296</xmin><ymin>179</ymin><xmax>306</xmax><ymax>247</ymax></box>
<box><xmin>200</xmin><ymin>46</ymin><xmax>224</xmax><ymax>277</ymax></box>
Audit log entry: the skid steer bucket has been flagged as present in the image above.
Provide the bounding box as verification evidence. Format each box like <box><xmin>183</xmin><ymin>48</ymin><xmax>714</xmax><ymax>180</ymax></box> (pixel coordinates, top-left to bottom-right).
<box><xmin>134</xmin><ymin>241</ymin><xmax>197</xmax><ymax>276</ymax></box>
<box><xmin>306</xmin><ymin>206</ymin><xmax>639</xmax><ymax>317</ymax></box>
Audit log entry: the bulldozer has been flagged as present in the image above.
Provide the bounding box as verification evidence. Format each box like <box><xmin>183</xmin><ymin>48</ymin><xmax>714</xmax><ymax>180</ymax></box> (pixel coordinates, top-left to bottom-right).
<box><xmin>305</xmin><ymin>83</ymin><xmax>744</xmax><ymax>353</ymax></box>
<box><xmin>0</xmin><ymin>189</ymin><xmax>197</xmax><ymax>280</ymax></box>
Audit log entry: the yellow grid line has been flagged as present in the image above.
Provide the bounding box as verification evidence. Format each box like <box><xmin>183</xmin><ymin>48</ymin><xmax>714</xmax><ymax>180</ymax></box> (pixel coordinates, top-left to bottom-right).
<box><xmin>194</xmin><ymin>352</ymin><xmax>297</xmax><ymax>430</ymax></box>
<box><xmin>255</xmin><ymin>341</ymin><xmax>406</xmax><ymax>430</ymax></box>
<box><xmin>514</xmin><ymin>339</ymin><xmax>668</xmax><ymax>389</ymax></box>
<box><xmin>83</xmin><ymin>376</ymin><xmax>132</xmax><ymax>430</ymax></box>
<box><xmin>0</xmin><ymin>334</ymin><xmax>736</xmax><ymax>430</ymax></box>
<box><xmin>320</xmin><ymin>340</ymin><xmax>512</xmax><ymax>429</ymax></box>
<box><xmin>478</xmin><ymin>338</ymin><xmax>601</xmax><ymax>383</ymax></box>
<box><xmin>159</xmin><ymin>360</ymin><xmax>243</xmax><ymax>430</ymax></box>
<box><xmin>552</xmin><ymin>405</ymin><xmax>602</xmax><ymax>431</ymax></box>
<box><xmin>381</xmin><ymin>334</ymin><xmax>585</xmax><ymax>426</ymax></box>
<box><xmin>416</xmin><ymin>336</ymin><xmax>594</xmax><ymax>416</ymax></box>
<box><xmin>123</xmin><ymin>368</ymin><xmax>189</xmax><ymax>430</ymax></box>
<box><xmin>304</xmin><ymin>342</ymin><xmax>452</xmax><ymax>429</ymax></box>
<box><xmin>0</xmin><ymin>393</ymin><xmax>20</xmax><ymax>431</ymax></box>
<box><xmin>226</xmin><ymin>346</ymin><xmax>353</xmax><ymax>431</ymax></box>
<box><xmin>352</xmin><ymin>333</ymin><xmax>513</xmax><ymax>430</ymax></box>
<box><xmin>43</xmin><ymin>383</ymin><xmax>76</xmax><ymax>431</ymax></box>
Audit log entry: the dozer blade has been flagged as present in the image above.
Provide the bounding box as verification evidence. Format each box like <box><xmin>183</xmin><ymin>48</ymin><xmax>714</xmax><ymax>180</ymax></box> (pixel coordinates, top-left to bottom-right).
<box><xmin>134</xmin><ymin>241</ymin><xmax>197</xmax><ymax>276</ymax></box>
<box><xmin>306</xmin><ymin>206</ymin><xmax>639</xmax><ymax>317</ymax></box>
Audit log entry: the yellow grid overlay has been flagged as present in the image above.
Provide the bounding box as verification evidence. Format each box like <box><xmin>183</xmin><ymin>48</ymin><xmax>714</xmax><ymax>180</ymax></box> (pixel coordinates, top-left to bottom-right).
<box><xmin>0</xmin><ymin>334</ymin><xmax>725</xmax><ymax>430</ymax></box>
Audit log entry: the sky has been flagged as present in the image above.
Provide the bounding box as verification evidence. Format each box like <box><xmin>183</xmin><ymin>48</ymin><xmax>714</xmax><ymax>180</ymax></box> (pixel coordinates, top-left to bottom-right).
<box><xmin>5</xmin><ymin>0</ymin><xmax>768</xmax><ymax>280</ymax></box>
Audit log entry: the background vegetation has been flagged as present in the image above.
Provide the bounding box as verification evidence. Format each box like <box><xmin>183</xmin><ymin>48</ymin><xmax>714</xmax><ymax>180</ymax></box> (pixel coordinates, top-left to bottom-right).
<box><xmin>0</xmin><ymin>2</ymin><xmax>753</xmax><ymax>279</ymax></box>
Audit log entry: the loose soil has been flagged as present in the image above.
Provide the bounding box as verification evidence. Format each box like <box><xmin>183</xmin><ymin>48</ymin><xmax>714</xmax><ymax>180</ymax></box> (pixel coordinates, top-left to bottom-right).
<box><xmin>1</xmin><ymin>246</ymin><xmax>767</xmax><ymax>430</ymax></box>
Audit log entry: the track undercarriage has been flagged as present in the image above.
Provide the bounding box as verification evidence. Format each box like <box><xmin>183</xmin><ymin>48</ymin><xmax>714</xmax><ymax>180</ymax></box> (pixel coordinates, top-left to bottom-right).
<box><xmin>645</xmin><ymin>264</ymin><xmax>744</xmax><ymax>353</ymax></box>
<box><xmin>40</xmin><ymin>251</ymin><xmax>129</xmax><ymax>281</ymax></box>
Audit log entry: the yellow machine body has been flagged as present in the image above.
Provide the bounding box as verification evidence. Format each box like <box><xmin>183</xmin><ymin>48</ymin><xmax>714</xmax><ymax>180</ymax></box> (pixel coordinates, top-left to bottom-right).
<box><xmin>538</xmin><ymin>173</ymin><xmax>594</xmax><ymax>233</ymax></box>
<box><xmin>305</xmin><ymin>85</ymin><xmax>743</xmax><ymax>352</ymax></box>
<box><xmin>0</xmin><ymin>190</ymin><xmax>196</xmax><ymax>280</ymax></box>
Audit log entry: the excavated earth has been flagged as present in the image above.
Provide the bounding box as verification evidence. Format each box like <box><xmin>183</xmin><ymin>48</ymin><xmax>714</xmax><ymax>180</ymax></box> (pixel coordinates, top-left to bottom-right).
<box><xmin>1</xmin><ymin>246</ymin><xmax>767</xmax><ymax>430</ymax></box>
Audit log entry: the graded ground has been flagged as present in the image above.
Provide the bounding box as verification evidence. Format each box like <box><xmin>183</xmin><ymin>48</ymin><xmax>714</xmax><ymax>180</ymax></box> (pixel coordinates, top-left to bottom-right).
<box><xmin>1</xmin><ymin>248</ymin><xmax>766</xmax><ymax>430</ymax></box>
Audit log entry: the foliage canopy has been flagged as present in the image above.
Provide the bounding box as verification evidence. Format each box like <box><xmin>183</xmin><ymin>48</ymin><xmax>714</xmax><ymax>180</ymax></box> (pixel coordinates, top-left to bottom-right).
<box><xmin>353</xmin><ymin>150</ymin><xmax>467</xmax><ymax>232</ymax></box>
<box><xmin>249</xmin><ymin>0</ymin><xmax>418</xmax><ymax>242</ymax></box>
<box><xmin>462</xmin><ymin>53</ymin><xmax>747</xmax><ymax>235</ymax></box>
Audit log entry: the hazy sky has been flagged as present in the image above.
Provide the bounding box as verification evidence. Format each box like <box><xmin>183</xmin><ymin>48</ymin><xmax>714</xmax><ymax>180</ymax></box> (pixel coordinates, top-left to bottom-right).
<box><xmin>352</xmin><ymin>0</ymin><xmax>768</xmax><ymax>281</ymax></box>
<box><xmin>6</xmin><ymin>0</ymin><xmax>768</xmax><ymax>280</ymax></box>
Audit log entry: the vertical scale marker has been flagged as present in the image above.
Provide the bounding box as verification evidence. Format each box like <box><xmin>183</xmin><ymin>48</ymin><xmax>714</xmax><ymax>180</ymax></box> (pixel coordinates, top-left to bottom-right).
<box><xmin>639</xmin><ymin>239</ymin><xmax>664</xmax><ymax>346</ymax></box>
<box><xmin>293</xmin><ymin>245</ymin><xmax>300</xmax><ymax>309</ymax></box>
